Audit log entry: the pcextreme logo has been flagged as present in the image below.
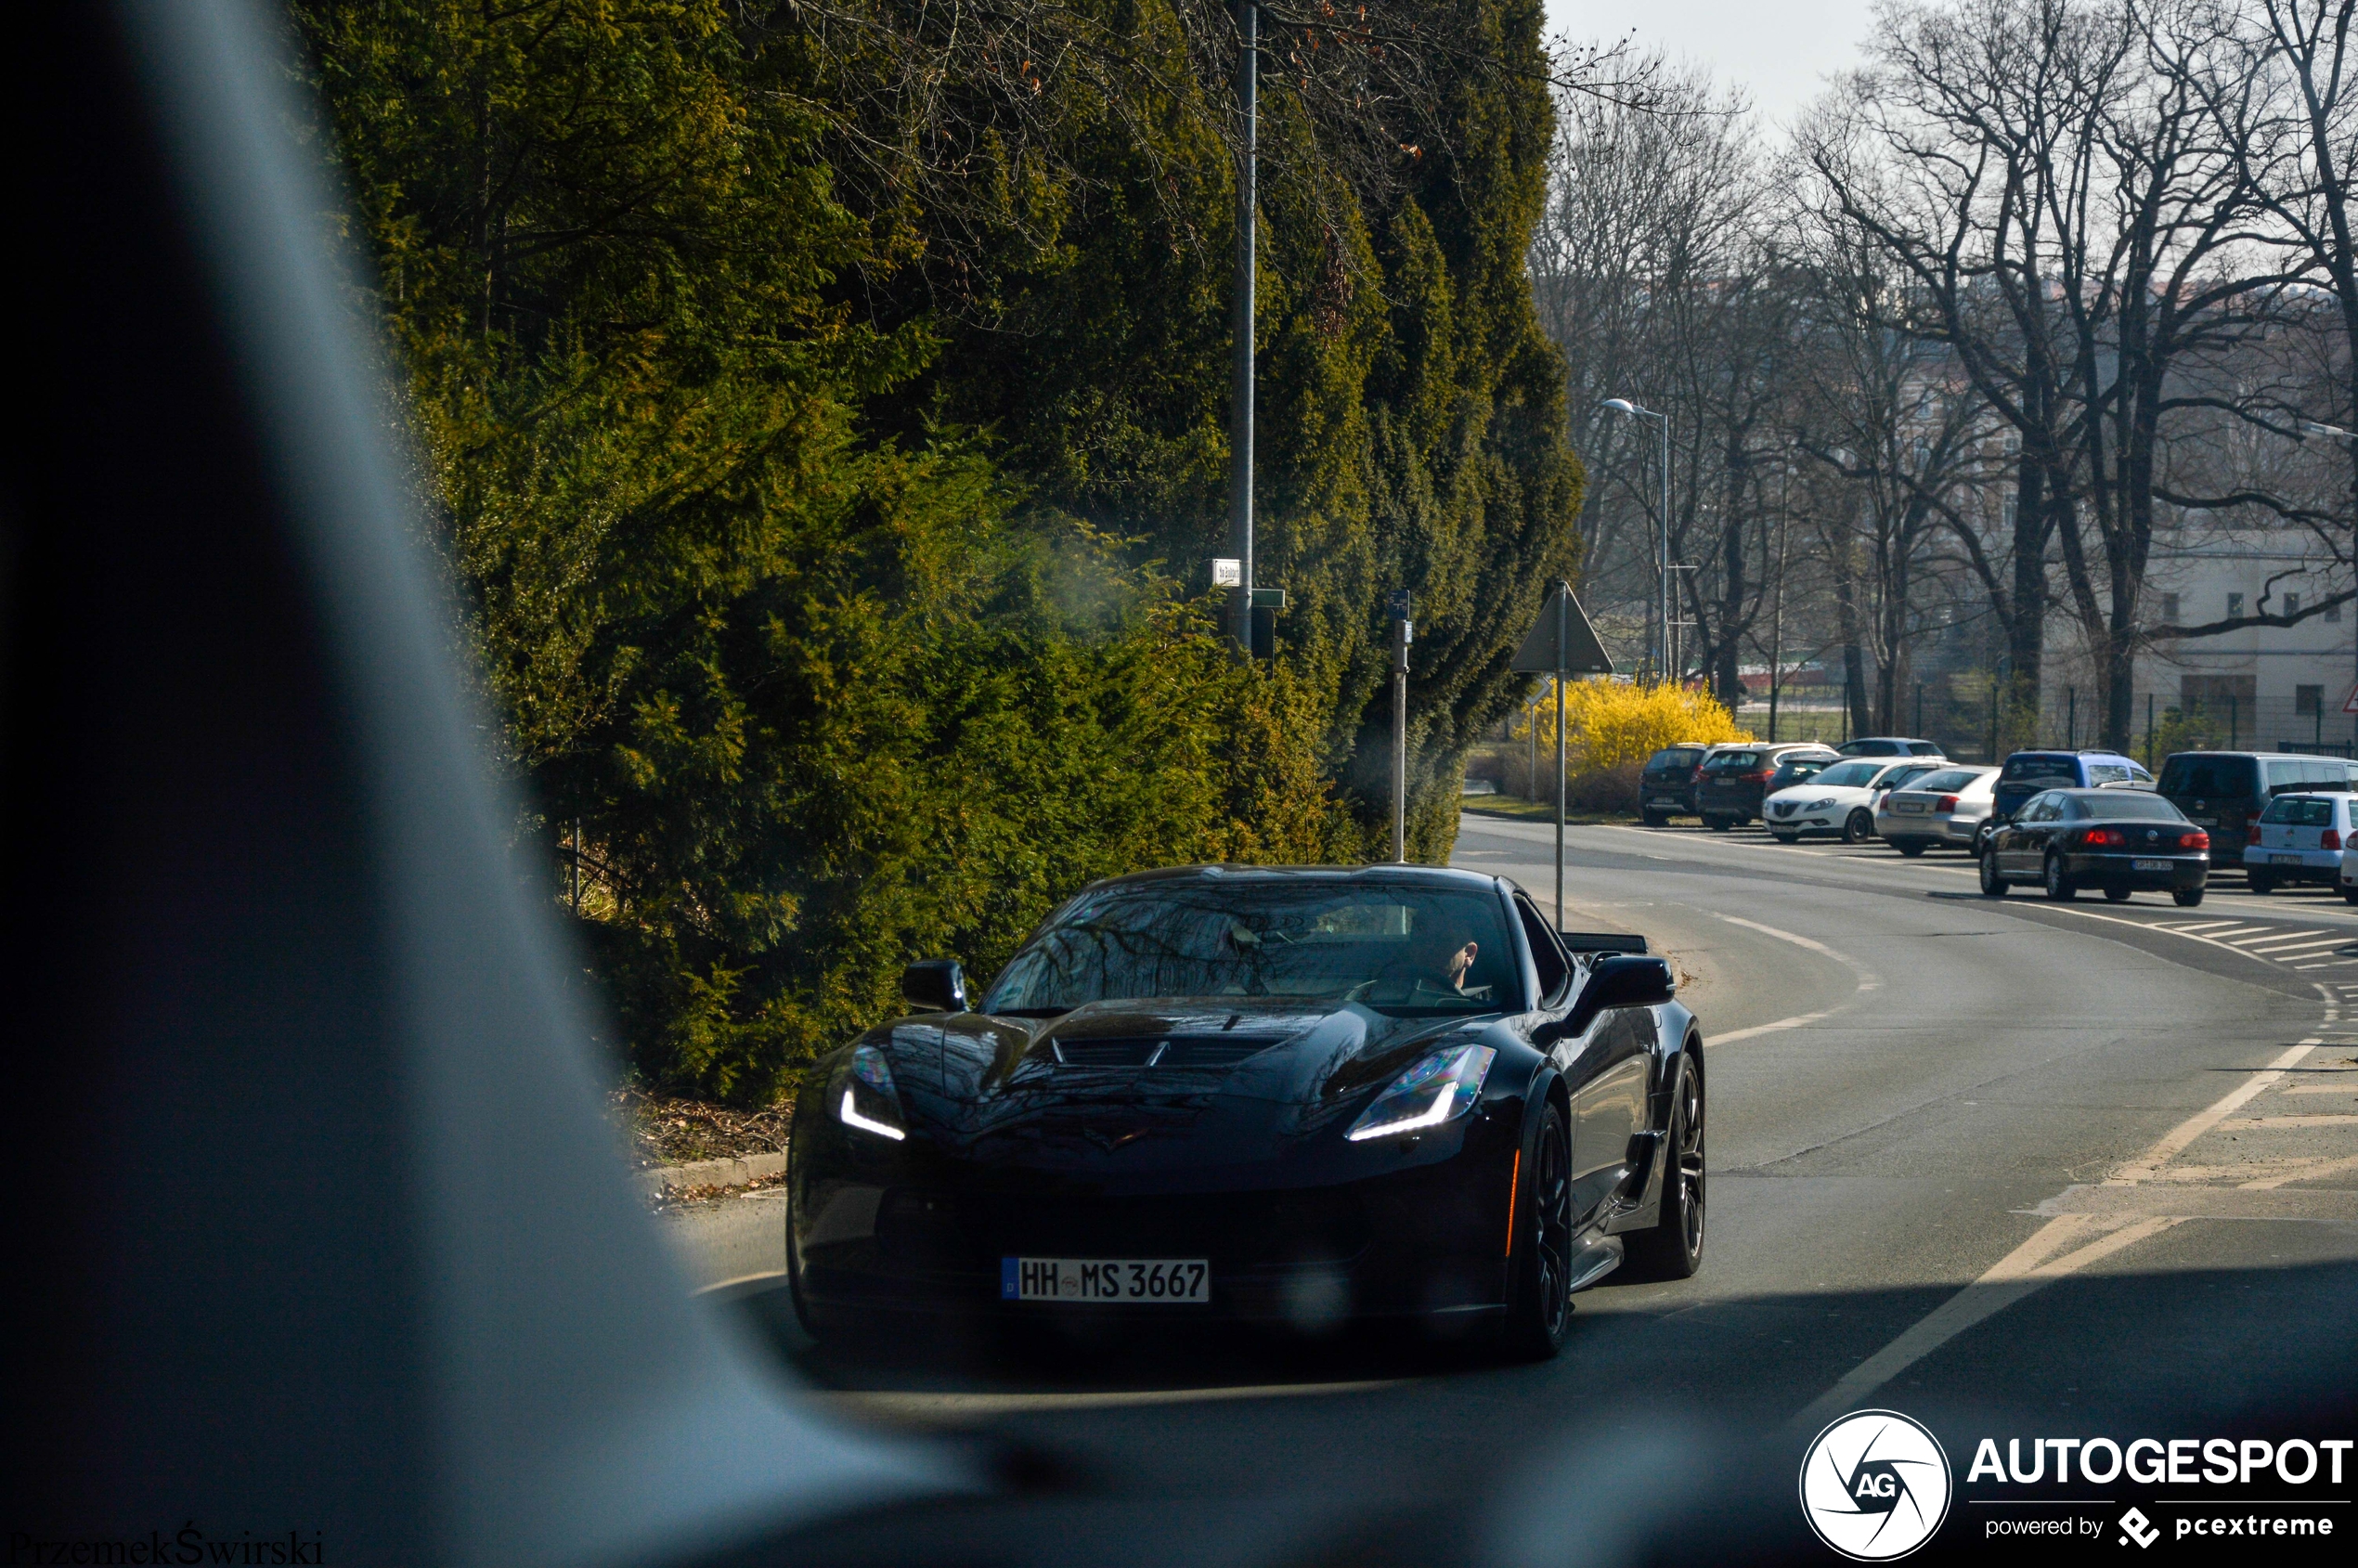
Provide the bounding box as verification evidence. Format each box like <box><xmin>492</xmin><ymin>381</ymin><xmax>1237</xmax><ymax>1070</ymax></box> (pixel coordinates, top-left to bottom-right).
<box><xmin>1799</xmin><ymin>1409</ymin><xmax>1955</xmax><ymax>1562</ymax></box>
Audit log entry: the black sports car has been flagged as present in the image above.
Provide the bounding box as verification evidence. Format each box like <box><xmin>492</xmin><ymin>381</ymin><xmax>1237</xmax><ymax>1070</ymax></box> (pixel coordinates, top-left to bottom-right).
<box><xmin>786</xmin><ymin>865</ymin><xmax>1705</xmax><ymax>1358</ymax></box>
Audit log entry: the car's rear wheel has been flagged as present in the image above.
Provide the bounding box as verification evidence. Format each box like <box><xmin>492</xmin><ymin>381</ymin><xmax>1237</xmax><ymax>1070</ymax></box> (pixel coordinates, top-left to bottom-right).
<box><xmin>2105</xmin><ymin>885</ymin><xmax>2132</xmax><ymax>902</ymax></box>
<box><xmin>1625</xmin><ymin>1057</ymin><xmax>1704</xmax><ymax>1281</ymax></box>
<box><xmin>1843</xmin><ymin>809</ymin><xmax>1873</xmax><ymax>844</ymax></box>
<box><xmin>1705</xmin><ymin>814</ymin><xmax>1735</xmax><ymax>832</ymax></box>
<box><xmin>1895</xmin><ymin>838</ymin><xmax>1926</xmax><ymax>857</ymax></box>
<box><xmin>2175</xmin><ymin>888</ymin><xmax>2207</xmax><ymax>907</ymax></box>
<box><xmin>2044</xmin><ymin>851</ymin><xmax>2077</xmax><ymax>901</ymax></box>
<box><xmin>1641</xmin><ymin>810</ymin><xmax>1668</xmax><ymax>828</ymax></box>
<box><xmin>1498</xmin><ymin>1102</ymin><xmax>1574</xmax><ymax>1360</ymax></box>
<box><xmin>2343</xmin><ymin>888</ymin><xmax>2358</xmax><ymax>905</ymax></box>
<box><xmin>2248</xmin><ymin>869</ymin><xmax>2275</xmax><ymax>894</ymax></box>
<box><xmin>1979</xmin><ymin>849</ymin><xmax>2009</xmax><ymax>897</ymax></box>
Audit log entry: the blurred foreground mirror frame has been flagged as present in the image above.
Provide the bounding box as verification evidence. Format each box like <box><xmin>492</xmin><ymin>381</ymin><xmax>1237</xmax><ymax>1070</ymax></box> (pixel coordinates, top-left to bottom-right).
<box><xmin>5</xmin><ymin>4</ymin><xmax>957</xmax><ymax>1565</ymax></box>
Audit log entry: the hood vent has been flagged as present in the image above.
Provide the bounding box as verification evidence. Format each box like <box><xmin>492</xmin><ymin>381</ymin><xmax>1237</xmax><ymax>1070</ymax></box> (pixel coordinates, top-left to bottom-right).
<box><xmin>1049</xmin><ymin>1035</ymin><xmax>1282</xmax><ymax>1069</ymax></box>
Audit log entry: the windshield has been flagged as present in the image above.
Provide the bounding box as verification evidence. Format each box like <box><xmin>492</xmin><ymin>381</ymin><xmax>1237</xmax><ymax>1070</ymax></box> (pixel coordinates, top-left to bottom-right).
<box><xmin>2002</xmin><ymin>753</ymin><xmax>2077</xmax><ymax>784</ymax></box>
<box><xmin>2076</xmin><ymin>793</ymin><xmax>2189</xmax><ymax>822</ymax></box>
<box><xmin>1813</xmin><ymin>760</ymin><xmax>1886</xmax><ymax>787</ymax></box>
<box><xmin>1647</xmin><ymin>747</ymin><xmax>1705</xmax><ymax>770</ymax></box>
<box><xmin>1910</xmin><ymin>769</ymin><xmax>1982</xmax><ymax>793</ymax></box>
<box><xmin>983</xmin><ymin>881</ymin><xmax>1521</xmax><ymax>1017</ymax></box>
<box><xmin>2158</xmin><ymin>755</ymin><xmax>2261</xmax><ymax>797</ymax></box>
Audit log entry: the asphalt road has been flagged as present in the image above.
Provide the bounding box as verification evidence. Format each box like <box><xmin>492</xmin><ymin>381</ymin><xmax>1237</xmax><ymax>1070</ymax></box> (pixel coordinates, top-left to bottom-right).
<box><xmin>725</xmin><ymin>814</ymin><xmax>2358</xmax><ymax>1539</ymax></box>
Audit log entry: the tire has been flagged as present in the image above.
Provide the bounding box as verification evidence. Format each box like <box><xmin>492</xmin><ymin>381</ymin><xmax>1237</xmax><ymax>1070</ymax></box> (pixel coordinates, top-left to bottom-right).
<box><xmin>1705</xmin><ymin>815</ymin><xmax>1735</xmax><ymax>833</ymax></box>
<box><xmin>2248</xmin><ymin>869</ymin><xmax>2274</xmax><ymax>894</ymax></box>
<box><xmin>2343</xmin><ymin>888</ymin><xmax>2358</xmax><ymax>905</ymax></box>
<box><xmin>2043</xmin><ymin>852</ymin><xmax>2077</xmax><ymax>901</ymax></box>
<box><xmin>1979</xmin><ymin>849</ymin><xmax>2010</xmax><ymax>897</ymax></box>
<box><xmin>1641</xmin><ymin>810</ymin><xmax>1668</xmax><ymax>828</ymax></box>
<box><xmin>1842</xmin><ymin>809</ymin><xmax>1874</xmax><ymax>845</ymax></box>
<box><xmin>1895</xmin><ymin>839</ymin><xmax>1926</xmax><ymax>858</ymax></box>
<box><xmin>2105</xmin><ymin>885</ymin><xmax>2132</xmax><ymax>902</ymax></box>
<box><xmin>1624</xmin><ymin>1056</ymin><xmax>1705</xmax><ymax>1281</ymax></box>
<box><xmin>1770</xmin><ymin>829</ymin><xmax>1800</xmax><ymax>844</ymax></box>
<box><xmin>2175</xmin><ymin>888</ymin><xmax>2207</xmax><ymax>907</ymax></box>
<box><xmin>1498</xmin><ymin>1101</ymin><xmax>1574</xmax><ymax>1361</ymax></box>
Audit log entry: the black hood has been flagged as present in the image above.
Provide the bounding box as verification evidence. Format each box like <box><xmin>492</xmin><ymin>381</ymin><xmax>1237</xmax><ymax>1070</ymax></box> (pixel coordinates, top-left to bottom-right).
<box><xmin>881</xmin><ymin>998</ymin><xmax>1494</xmax><ymax>1173</ymax></box>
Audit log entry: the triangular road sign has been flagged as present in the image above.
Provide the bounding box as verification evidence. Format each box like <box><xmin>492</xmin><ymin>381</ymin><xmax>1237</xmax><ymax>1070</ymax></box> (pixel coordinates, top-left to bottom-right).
<box><xmin>1509</xmin><ymin>581</ymin><xmax>1613</xmax><ymax>675</ymax></box>
<box><xmin>2343</xmin><ymin>681</ymin><xmax>2358</xmax><ymax>717</ymax></box>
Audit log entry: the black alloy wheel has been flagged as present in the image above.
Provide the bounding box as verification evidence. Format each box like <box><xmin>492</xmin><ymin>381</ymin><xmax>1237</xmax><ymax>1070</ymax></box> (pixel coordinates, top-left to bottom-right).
<box><xmin>2043</xmin><ymin>851</ymin><xmax>2077</xmax><ymax>901</ymax></box>
<box><xmin>1843</xmin><ymin>809</ymin><xmax>1873</xmax><ymax>844</ymax></box>
<box><xmin>1979</xmin><ymin>849</ymin><xmax>2009</xmax><ymax>898</ymax></box>
<box><xmin>1499</xmin><ymin>1102</ymin><xmax>1574</xmax><ymax>1360</ymax></box>
<box><xmin>1626</xmin><ymin>1058</ymin><xmax>1705</xmax><ymax>1280</ymax></box>
<box><xmin>2176</xmin><ymin>888</ymin><xmax>2207</xmax><ymax>907</ymax></box>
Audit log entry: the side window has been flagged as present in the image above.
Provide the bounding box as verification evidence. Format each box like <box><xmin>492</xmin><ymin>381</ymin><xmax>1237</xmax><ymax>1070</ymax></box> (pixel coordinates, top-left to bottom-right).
<box><xmin>2028</xmin><ymin>795</ymin><xmax>2060</xmax><ymax>823</ymax></box>
<box><xmin>2266</xmin><ymin>759</ymin><xmax>2306</xmax><ymax>790</ymax></box>
<box><xmin>2060</xmin><ymin>797</ymin><xmax>2089</xmax><ymax>819</ymax></box>
<box><xmin>1514</xmin><ymin>896</ymin><xmax>1571</xmax><ymax>1005</ymax></box>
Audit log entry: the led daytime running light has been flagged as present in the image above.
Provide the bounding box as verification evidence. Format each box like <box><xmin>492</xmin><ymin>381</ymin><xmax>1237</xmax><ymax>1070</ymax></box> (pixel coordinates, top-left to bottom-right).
<box><xmin>836</xmin><ymin>1043</ymin><xmax>908</xmax><ymax>1141</ymax></box>
<box><xmin>838</xmin><ymin>1086</ymin><xmax>906</xmax><ymax>1141</ymax></box>
<box><xmin>1347</xmin><ymin>1043</ymin><xmax>1496</xmax><ymax>1142</ymax></box>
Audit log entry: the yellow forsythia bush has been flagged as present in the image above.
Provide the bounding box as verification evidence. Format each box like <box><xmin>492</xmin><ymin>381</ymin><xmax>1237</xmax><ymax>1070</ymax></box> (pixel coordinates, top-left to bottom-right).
<box><xmin>1504</xmin><ymin>680</ymin><xmax>1751</xmax><ymax>807</ymax></box>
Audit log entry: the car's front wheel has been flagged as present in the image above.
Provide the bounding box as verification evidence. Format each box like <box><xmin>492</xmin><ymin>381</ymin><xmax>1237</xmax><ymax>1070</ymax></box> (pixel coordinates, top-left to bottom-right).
<box><xmin>1770</xmin><ymin>829</ymin><xmax>1799</xmax><ymax>844</ymax></box>
<box><xmin>1625</xmin><ymin>1056</ymin><xmax>1704</xmax><ymax>1281</ymax></box>
<box><xmin>1979</xmin><ymin>849</ymin><xmax>2009</xmax><ymax>897</ymax></box>
<box><xmin>1843</xmin><ymin>809</ymin><xmax>1873</xmax><ymax>844</ymax></box>
<box><xmin>1498</xmin><ymin>1101</ymin><xmax>1574</xmax><ymax>1360</ymax></box>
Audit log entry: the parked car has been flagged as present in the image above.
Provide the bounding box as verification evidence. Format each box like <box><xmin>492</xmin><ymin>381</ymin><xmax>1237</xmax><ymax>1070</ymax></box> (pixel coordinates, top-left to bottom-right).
<box><xmin>1836</xmin><ymin>736</ymin><xmax>1947</xmax><ymax>758</ymax></box>
<box><xmin>2158</xmin><ymin>751</ymin><xmax>2358</xmax><ymax>868</ymax></box>
<box><xmin>1638</xmin><ymin>743</ymin><xmax>1718</xmax><ymax>825</ymax></box>
<box><xmin>1762</xmin><ymin>747</ymin><xmax>1844</xmax><ymax>798</ymax></box>
<box><xmin>1873</xmin><ymin>764</ymin><xmax>2000</xmax><ymax>855</ymax></box>
<box><xmin>1978</xmin><ymin>788</ymin><xmax>2210</xmax><ymax>905</ymax></box>
<box><xmin>1764</xmin><ymin>757</ymin><xmax>1943</xmax><ymax>844</ymax></box>
<box><xmin>2245</xmin><ymin>791</ymin><xmax>2358</xmax><ymax>894</ymax></box>
<box><xmin>1989</xmin><ymin>749</ymin><xmax>2154</xmax><ymax>833</ymax></box>
<box><xmin>1691</xmin><ymin>742</ymin><xmax>1845</xmax><ymax>830</ymax></box>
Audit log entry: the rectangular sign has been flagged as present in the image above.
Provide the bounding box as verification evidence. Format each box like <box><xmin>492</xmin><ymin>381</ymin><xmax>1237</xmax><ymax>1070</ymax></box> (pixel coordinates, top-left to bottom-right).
<box><xmin>1001</xmin><ymin>1257</ymin><xmax>1211</xmax><ymax>1302</ymax></box>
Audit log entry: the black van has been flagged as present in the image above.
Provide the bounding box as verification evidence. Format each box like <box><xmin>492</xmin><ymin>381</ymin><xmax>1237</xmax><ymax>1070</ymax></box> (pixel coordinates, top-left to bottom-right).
<box><xmin>2157</xmin><ymin>752</ymin><xmax>2358</xmax><ymax>867</ymax></box>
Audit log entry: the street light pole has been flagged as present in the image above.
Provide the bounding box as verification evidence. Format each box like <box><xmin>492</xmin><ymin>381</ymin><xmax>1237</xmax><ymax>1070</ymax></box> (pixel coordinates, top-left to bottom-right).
<box><xmin>1228</xmin><ymin>0</ymin><xmax>1257</xmax><ymax>658</ymax></box>
<box><xmin>1602</xmin><ymin>398</ymin><xmax>1671</xmax><ymax>679</ymax></box>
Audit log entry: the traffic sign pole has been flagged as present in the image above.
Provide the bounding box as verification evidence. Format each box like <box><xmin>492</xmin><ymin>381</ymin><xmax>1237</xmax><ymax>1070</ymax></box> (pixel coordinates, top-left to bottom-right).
<box><xmin>1507</xmin><ymin>581</ymin><xmax>1613</xmax><ymax>930</ymax></box>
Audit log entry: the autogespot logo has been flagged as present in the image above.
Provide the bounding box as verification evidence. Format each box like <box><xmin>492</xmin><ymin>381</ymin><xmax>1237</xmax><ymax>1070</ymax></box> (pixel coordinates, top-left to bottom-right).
<box><xmin>1800</xmin><ymin>1409</ymin><xmax>1955</xmax><ymax>1562</ymax></box>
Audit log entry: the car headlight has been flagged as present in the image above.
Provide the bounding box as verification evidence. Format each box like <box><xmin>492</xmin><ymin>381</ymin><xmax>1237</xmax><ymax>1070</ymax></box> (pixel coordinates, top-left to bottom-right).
<box><xmin>1346</xmin><ymin>1043</ymin><xmax>1496</xmax><ymax>1142</ymax></box>
<box><xmin>833</xmin><ymin>1043</ymin><xmax>907</xmax><ymax>1141</ymax></box>
<box><xmin>1805</xmin><ymin>797</ymin><xmax>1836</xmax><ymax>811</ymax></box>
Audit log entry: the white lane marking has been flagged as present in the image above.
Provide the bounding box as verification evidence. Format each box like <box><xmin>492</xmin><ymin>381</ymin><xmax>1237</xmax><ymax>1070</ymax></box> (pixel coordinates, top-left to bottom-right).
<box><xmin>2233</xmin><ymin>928</ymin><xmax>2328</xmax><ymax>948</ymax></box>
<box><xmin>831</xmin><ymin>1380</ymin><xmax>1406</xmax><ymax>1417</ymax></box>
<box><xmin>1790</xmin><ymin>1217</ymin><xmax>2182</xmax><ymax>1432</ymax></box>
<box><xmin>1792</xmin><ymin>1034</ymin><xmax>2324</xmax><ymax>1427</ymax></box>
<box><xmin>1704</xmin><ymin>913</ymin><xmax>1883</xmax><ymax>991</ymax></box>
<box><xmin>2169</xmin><ymin>921</ymin><xmax>2244</xmax><ymax>932</ymax></box>
<box><xmin>2241</xmin><ymin>937</ymin><xmax>2352</xmax><ymax>957</ymax></box>
<box><xmin>1711</xmin><ymin>1007</ymin><xmax>1846</xmax><ymax>1047</ymax></box>
<box><xmin>2016</xmin><ymin>904</ymin><xmax>2312</xmax><ymax>967</ymax></box>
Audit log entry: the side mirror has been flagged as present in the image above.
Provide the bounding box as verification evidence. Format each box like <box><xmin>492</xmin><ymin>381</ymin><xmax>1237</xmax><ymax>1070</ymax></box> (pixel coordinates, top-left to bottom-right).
<box><xmin>1540</xmin><ymin>955</ymin><xmax>1675</xmax><ymax>1046</ymax></box>
<box><xmin>901</xmin><ymin>958</ymin><xmax>967</xmax><ymax>1015</ymax></box>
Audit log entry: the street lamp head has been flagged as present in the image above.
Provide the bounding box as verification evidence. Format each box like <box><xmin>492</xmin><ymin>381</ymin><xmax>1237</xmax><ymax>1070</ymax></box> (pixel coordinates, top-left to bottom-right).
<box><xmin>1600</xmin><ymin>398</ymin><xmax>1638</xmax><ymax>415</ymax></box>
<box><xmin>2301</xmin><ymin>420</ymin><xmax>2357</xmax><ymax>441</ymax></box>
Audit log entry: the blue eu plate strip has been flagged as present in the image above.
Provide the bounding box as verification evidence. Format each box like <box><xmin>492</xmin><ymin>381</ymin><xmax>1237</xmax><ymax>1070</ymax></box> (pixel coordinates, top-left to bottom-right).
<box><xmin>1001</xmin><ymin>1256</ymin><xmax>1019</xmax><ymax>1300</ymax></box>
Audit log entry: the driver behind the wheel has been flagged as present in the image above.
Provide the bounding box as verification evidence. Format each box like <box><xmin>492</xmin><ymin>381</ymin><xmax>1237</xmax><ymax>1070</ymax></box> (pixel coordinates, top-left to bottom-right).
<box><xmin>1398</xmin><ymin>919</ymin><xmax>1493</xmax><ymax>1001</ymax></box>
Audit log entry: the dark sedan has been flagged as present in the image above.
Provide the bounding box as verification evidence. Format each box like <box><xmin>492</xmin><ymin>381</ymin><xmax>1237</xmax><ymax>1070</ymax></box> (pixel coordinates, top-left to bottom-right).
<box><xmin>1978</xmin><ymin>788</ymin><xmax>2210</xmax><ymax>905</ymax></box>
<box><xmin>787</xmin><ymin>865</ymin><xmax>1706</xmax><ymax>1360</ymax></box>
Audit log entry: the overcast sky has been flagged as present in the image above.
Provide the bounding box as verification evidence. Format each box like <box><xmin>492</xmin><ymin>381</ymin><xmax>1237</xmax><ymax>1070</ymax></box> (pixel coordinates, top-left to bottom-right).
<box><xmin>1543</xmin><ymin>0</ymin><xmax>1882</xmax><ymax>129</ymax></box>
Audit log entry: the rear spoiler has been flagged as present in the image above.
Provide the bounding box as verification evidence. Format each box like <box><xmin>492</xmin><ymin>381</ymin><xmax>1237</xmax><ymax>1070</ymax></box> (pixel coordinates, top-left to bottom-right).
<box><xmin>1559</xmin><ymin>930</ymin><xmax>1650</xmax><ymax>955</ymax></box>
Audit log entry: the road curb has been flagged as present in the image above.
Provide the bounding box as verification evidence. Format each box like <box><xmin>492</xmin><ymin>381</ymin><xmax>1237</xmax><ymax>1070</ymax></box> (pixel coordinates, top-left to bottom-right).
<box><xmin>635</xmin><ymin>1149</ymin><xmax>787</xmax><ymax>1199</ymax></box>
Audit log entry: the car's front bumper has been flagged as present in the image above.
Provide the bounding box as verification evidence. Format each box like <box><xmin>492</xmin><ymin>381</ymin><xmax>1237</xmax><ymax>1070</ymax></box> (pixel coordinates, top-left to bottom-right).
<box><xmin>2060</xmin><ymin>851</ymin><xmax>2209</xmax><ymax>890</ymax></box>
<box><xmin>791</xmin><ymin>1118</ymin><xmax>1525</xmax><ymax>1328</ymax></box>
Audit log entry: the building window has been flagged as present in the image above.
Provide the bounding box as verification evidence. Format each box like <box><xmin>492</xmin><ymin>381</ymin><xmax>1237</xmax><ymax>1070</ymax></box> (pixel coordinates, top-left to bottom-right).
<box><xmin>2298</xmin><ymin>685</ymin><xmax>2325</xmax><ymax>716</ymax></box>
<box><xmin>2227</xmin><ymin>592</ymin><xmax>2245</xmax><ymax>618</ymax></box>
<box><xmin>2001</xmin><ymin>498</ymin><xmax>2017</xmax><ymax>528</ymax></box>
<box><xmin>2287</xmin><ymin>591</ymin><xmax>2302</xmax><ymax>616</ymax></box>
<box><xmin>2160</xmin><ymin>592</ymin><xmax>2181</xmax><ymax>622</ymax></box>
<box><xmin>2329</xmin><ymin>601</ymin><xmax>2344</xmax><ymax>625</ymax></box>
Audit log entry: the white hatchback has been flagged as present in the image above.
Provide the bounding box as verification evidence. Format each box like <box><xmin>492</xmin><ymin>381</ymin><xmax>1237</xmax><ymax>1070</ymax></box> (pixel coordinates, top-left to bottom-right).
<box><xmin>2248</xmin><ymin>791</ymin><xmax>2358</xmax><ymax>895</ymax></box>
<box><xmin>1765</xmin><ymin>758</ymin><xmax>1944</xmax><ymax>844</ymax></box>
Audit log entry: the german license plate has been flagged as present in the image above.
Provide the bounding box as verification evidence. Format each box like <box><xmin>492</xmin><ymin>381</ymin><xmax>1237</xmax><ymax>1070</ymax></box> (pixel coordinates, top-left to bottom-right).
<box><xmin>2191</xmin><ymin>815</ymin><xmax>2217</xmax><ymax>825</ymax></box>
<box><xmin>1651</xmin><ymin>797</ymin><xmax>1681</xmax><ymax>807</ymax></box>
<box><xmin>2132</xmin><ymin>858</ymin><xmax>2172</xmax><ymax>872</ymax></box>
<box><xmin>1002</xmin><ymin>1257</ymin><xmax>1211</xmax><ymax>1302</ymax></box>
<box><xmin>1897</xmin><ymin>801</ymin><xmax>1925</xmax><ymax>813</ymax></box>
